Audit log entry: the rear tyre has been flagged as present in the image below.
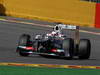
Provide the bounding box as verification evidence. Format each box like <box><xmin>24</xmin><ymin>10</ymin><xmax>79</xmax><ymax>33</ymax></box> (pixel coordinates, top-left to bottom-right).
<box><xmin>17</xmin><ymin>34</ymin><xmax>31</xmax><ymax>56</ymax></box>
<box><xmin>63</xmin><ymin>38</ymin><xmax>74</xmax><ymax>59</ymax></box>
<box><xmin>78</xmin><ymin>39</ymin><xmax>91</xmax><ymax>59</ymax></box>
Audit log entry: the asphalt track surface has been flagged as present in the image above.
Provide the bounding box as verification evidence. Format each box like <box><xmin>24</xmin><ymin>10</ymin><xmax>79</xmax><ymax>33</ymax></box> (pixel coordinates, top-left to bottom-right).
<box><xmin>0</xmin><ymin>16</ymin><xmax>100</xmax><ymax>66</ymax></box>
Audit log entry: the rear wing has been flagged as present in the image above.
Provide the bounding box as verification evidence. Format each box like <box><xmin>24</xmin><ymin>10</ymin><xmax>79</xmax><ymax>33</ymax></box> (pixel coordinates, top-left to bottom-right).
<box><xmin>56</xmin><ymin>24</ymin><xmax>80</xmax><ymax>45</ymax></box>
<box><xmin>63</xmin><ymin>25</ymin><xmax>78</xmax><ymax>30</ymax></box>
<box><xmin>56</xmin><ymin>24</ymin><xmax>79</xmax><ymax>30</ymax></box>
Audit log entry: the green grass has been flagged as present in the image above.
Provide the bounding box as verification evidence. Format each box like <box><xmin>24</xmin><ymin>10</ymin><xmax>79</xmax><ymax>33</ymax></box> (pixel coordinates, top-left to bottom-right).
<box><xmin>0</xmin><ymin>66</ymin><xmax>100</xmax><ymax>75</ymax></box>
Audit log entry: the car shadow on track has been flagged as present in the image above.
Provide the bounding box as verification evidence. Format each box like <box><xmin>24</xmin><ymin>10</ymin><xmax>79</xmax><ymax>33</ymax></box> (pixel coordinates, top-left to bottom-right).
<box><xmin>16</xmin><ymin>53</ymin><xmax>97</xmax><ymax>61</ymax></box>
<box><xmin>38</xmin><ymin>56</ymin><xmax>97</xmax><ymax>61</ymax></box>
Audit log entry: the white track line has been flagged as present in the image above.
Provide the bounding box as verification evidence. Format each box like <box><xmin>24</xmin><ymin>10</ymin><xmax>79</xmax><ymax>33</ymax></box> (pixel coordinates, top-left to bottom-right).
<box><xmin>0</xmin><ymin>18</ymin><xmax>100</xmax><ymax>36</ymax></box>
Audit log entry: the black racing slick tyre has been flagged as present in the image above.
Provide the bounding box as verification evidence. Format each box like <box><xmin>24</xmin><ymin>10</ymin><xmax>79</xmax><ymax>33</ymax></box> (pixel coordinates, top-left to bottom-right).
<box><xmin>17</xmin><ymin>34</ymin><xmax>31</xmax><ymax>56</ymax></box>
<box><xmin>78</xmin><ymin>39</ymin><xmax>91</xmax><ymax>59</ymax></box>
<box><xmin>63</xmin><ymin>38</ymin><xmax>74</xmax><ymax>59</ymax></box>
<box><xmin>18</xmin><ymin>34</ymin><xmax>31</xmax><ymax>46</ymax></box>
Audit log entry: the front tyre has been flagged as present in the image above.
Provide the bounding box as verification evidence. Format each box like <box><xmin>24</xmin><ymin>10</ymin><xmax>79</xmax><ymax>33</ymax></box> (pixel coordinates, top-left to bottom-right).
<box><xmin>18</xmin><ymin>34</ymin><xmax>31</xmax><ymax>46</ymax></box>
<box><xmin>17</xmin><ymin>34</ymin><xmax>31</xmax><ymax>56</ymax></box>
<box><xmin>78</xmin><ymin>39</ymin><xmax>91</xmax><ymax>59</ymax></box>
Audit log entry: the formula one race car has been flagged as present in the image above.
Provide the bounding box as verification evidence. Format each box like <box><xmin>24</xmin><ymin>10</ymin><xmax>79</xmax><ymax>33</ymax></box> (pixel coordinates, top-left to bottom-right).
<box><xmin>16</xmin><ymin>23</ymin><xmax>91</xmax><ymax>59</ymax></box>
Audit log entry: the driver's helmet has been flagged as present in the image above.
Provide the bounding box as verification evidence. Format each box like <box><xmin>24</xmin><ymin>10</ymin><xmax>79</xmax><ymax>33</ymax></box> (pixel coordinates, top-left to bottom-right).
<box><xmin>53</xmin><ymin>24</ymin><xmax>62</xmax><ymax>34</ymax></box>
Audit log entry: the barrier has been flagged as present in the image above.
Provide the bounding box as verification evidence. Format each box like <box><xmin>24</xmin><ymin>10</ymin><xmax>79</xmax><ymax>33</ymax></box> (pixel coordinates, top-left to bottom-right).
<box><xmin>95</xmin><ymin>3</ymin><xmax>100</xmax><ymax>28</ymax></box>
<box><xmin>0</xmin><ymin>0</ymin><xmax>96</xmax><ymax>27</ymax></box>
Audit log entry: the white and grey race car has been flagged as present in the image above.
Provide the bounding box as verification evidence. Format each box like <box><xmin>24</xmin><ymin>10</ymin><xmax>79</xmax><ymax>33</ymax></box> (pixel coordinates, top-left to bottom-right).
<box><xmin>16</xmin><ymin>24</ymin><xmax>91</xmax><ymax>59</ymax></box>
